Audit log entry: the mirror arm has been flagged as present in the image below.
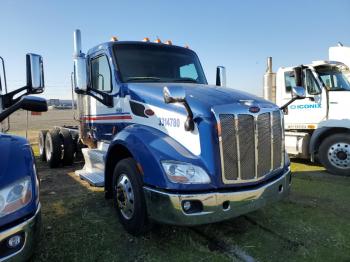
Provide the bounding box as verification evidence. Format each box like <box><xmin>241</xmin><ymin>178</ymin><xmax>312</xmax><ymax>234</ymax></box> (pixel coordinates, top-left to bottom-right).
<box><xmin>87</xmin><ymin>89</ymin><xmax>114</xmax><ymax>107</ymax></box>
<box><xmin>182</xmin><ymin>101</ymin><xmax>195</xmax><ymax>131</ymax></box>
<box><xmin>0</xmin><ymin>98</ymin><xmax>22</xmax><ymax>122</ymax></box>
<box><xmin>280</xmin><ymin>97</ymin><xmax>297</xmax><ymax>111</ymax></box>
<box><xmin>2</xmin><ymin>86</ymin><xmax>29</xmax><ymax>108</ymax></box>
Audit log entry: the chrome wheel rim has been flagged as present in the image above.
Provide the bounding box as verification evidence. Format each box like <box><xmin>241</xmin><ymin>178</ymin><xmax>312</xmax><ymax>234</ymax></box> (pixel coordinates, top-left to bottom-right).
<box><xmin>116</xmin><ymin>174</ymin><xmax>135</xmax><ymax>220</ymax></box>
<box><xmin>327</xmin><ymin>142</ymin><xmax>350</xmax><ymax>169</ymax></box>
<box><xmin>45</xmin><ymin>136</ymin><xmax>52</xmax><ymax>161</ymax></box>
<box><xmin>39</xmin><ymin>134</ymin><xmax>44</xmax><ymax>155</ymax></box>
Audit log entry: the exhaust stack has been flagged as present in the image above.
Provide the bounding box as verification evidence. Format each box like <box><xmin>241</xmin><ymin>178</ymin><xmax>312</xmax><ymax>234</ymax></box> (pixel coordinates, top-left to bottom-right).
<box><xmin>263</xmin><ymin>57</ymin><xmax>276</xmax><ymax>103</ymax></box>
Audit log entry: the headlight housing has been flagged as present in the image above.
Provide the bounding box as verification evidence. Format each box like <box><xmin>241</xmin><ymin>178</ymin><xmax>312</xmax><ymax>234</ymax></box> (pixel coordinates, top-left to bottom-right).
<box><xmin>0</xmin><ymin>176</ymin><xmax>32</xmax><ymax>218</ymax></box>
<box><xmin>161</xmin><ymin>161</ymin><xmax>211</xmax><ymax>184</ymax></box>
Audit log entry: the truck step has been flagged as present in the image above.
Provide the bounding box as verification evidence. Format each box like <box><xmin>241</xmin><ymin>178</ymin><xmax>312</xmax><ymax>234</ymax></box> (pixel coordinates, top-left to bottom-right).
<box><xmin>75</xmin><ymin>147</ymin><xmax>107</xmax><ymax>187</ymax></box>
<box><xmin>76</xmin><ymin>170</ymin><xmax>104</xmax><ymax>187</ymax></box>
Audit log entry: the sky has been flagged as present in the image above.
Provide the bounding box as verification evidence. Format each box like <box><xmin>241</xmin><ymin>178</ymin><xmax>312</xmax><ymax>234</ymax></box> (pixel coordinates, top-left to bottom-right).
<box><xmin>0</xmin><ymin>0</ymin><xmax>349</xmax><ymax>99</ymax></box>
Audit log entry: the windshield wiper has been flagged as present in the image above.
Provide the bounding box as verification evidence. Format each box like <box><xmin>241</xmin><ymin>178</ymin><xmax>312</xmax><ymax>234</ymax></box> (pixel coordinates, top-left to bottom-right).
<box><xmin>125</xmin><ymin>77</ymin><xmax>162</xmax><ymax>82</ymax></box>
<box><xmin>171</xmin><ymin>78</ymin><xmax>198</xmax><ymax>83</ymax></box>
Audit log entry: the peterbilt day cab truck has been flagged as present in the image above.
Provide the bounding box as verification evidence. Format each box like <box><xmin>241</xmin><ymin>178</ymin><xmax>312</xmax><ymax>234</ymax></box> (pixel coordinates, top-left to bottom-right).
<box><xmin>0</xmin><ymin>54</ymin><xmax>47</xmax><ymax>261</ymax></box>
<box><xmin>263</xmin><ymin>49</ymin><xmax>350</xmax><ymax>176</ymax></box>
<box><xmin>40</xmin><ymin>30</ymin><xmax>299</xmax><ymax>235</ymax></box>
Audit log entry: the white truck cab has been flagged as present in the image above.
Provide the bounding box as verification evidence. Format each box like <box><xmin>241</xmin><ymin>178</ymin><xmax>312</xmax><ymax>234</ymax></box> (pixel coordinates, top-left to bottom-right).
<box><xmin>264</xmin><ymin>54</ymin><xmax>350</xmax><ymax>176</ymax></box>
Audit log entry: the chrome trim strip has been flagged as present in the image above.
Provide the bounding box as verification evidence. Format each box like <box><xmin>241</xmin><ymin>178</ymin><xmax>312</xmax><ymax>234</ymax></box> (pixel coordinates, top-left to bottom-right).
<box><xmin>270</xmin><ymin>111</ymin><xmax>274</xmax><ymax>171</ymax></box>
<box><xmin>254</xmin><ymin>115</ymin><xmax>258</xmax><ymax>179</ymax></box>
<box><xmin>234</xmin><ymin>115</ymin><xmax>241</xmax><ymax>180</ymax></box>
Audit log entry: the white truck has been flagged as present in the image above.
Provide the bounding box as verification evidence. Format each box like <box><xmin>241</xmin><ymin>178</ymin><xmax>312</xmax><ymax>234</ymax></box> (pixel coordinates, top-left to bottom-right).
<box><xmin>263</xmin><ymin>46</ymin><xmax>350</xmax><ymax>176</ymax></box>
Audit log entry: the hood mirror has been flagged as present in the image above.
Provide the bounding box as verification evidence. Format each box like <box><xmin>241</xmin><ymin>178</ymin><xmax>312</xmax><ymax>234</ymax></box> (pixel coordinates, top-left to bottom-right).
<box><xmin>26</xmin><ymin>54</ymin><xmax>44</xmax><ymax>93</ymax></box>
<box><xmin>216</xmin><ymin>66</ymin><xmax>226</xmax><ymax>87</ymax></box>
<box><xmin>163</xmin><ymin>86</ymin><xmax>194</xmax><ymax>131</ymax></box>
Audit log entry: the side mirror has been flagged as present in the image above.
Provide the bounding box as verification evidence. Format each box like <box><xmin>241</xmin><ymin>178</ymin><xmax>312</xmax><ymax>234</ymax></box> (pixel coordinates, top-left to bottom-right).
<box><xmin>216</xmin><ymin>66</ymin><xmax>226</xmax><ymax>87</ymax></box>
<box><xmin>20</xmin><ymin>96</ymin><xmax>48</xmax><ymax>112</ymax></box>
<box><xmin>0</xmin><ymin>96</ymin><xmax>47</xmax><ymax>122</ymax></box>
<box><xmin>291</xmin><ymin>86</ymin><xmax>306</xmax><ymax>99</ymax></box>
<box><xmin>293</xmin><ymin>66</ymin><xmax>303</xmax><ymax>87</ymax></box>
<box><xmin>26</xmin><ymin>54</ymin><xmax>44</xmax><ymax>93</ymax></box>
<box><xmin>163</xmin><ymin>86</ymin><xmax>194</xmax><ymax>131</ymax></box>
<box><xmin>163</xmin><ymin>86</ymin><xmax>186</xmax><ymax>104</ymax></box>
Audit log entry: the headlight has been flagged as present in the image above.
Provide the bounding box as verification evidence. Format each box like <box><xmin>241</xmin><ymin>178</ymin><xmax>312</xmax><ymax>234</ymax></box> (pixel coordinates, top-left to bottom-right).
<box><xmin>0</xmin><ymin>177</ymin><xmax>32</xmax><ymax>218</ymax></box>
<box><xmin>161</xmin><ymin>161</ymin><xmax>211</xmax><ymax>184</ymax></box>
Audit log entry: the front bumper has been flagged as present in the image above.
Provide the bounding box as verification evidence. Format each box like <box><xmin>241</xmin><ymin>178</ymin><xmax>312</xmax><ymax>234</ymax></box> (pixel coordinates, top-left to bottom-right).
<box><xmin>144</xmin><ymin>169</ymin><xmax>291</xmax><ymax>225</ymax></box>
<box><xmin>0</xmin><ymin>204</ymin><xmax>41</xmax><ymax>262</ymax></box>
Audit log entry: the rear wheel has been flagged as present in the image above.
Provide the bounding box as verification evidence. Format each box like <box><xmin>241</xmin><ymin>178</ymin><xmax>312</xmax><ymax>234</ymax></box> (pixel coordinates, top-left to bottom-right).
<box><xmin>38</xmin><ymin>130</ymin><xmax>48</xmax><ymax>161</ymax></box>
<box><xmin>60</xmin><ymin>129</ymin><xmax>74</xmax><ymax>166</ymax></box>
<box><xmin>45</xmin><ymin>128</ymin><xmax>62</xmax><ymax>168</ymax></box>
<box><xmin>319</xmin><ymin>133</ymin><xmax>350</xmax><ymax>176</ymax></box>
<box><xmin>112</xmin><ymin>158</ymin><xmax>149</xmax><ymax>235</ymax></box>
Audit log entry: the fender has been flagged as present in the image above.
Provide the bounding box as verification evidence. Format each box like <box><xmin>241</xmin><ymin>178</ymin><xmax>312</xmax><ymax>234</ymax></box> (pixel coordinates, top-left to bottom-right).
<box><xmin>309</xmin><ymin>121</ymin><xmax>350</xmax><ymax>161</ymax></box>
<box><xmin>0</xmin><ymin>133</ymin><xmax>39</xmax><ymax>228</ymax></box>
<box><xmin>104</xmin><ymin>124</ymin><xmax>216</xmax><ymax>195</ymax></box>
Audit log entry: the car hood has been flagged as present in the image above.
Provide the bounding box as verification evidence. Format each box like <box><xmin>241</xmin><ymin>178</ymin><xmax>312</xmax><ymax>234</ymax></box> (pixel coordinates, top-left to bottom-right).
<box><xmin>126</xmin><ymin>83</ymin><xmax>278</xmax><ymax>116</ymax></box>
<box><xmin>0</xmin><ymin>133</ymin><xmax>33</xmax><ymax>188</ymax></box>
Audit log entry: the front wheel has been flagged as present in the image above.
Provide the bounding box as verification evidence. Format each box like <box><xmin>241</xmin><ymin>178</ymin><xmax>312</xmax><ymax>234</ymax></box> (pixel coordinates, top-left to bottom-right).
<box><xmin>112</xmin><ymin>158</ymin><xmax>149</xmax><ymax>235</ymax></box>
<box><xmin>319</xmin><ymin>133</ymin><xmax>350</xmax><ymax>176</ymax></box>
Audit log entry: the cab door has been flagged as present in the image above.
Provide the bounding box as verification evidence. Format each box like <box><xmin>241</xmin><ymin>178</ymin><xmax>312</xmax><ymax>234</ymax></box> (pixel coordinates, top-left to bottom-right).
<box><xmin>281</xmin><ymin>68</ymin><xmax>327</xmax><ymax>129</ymax></box>
<box><xmin>87</xmin><ymin>53</ymin><xmax>115</xmax><ymax>141</ymax></box>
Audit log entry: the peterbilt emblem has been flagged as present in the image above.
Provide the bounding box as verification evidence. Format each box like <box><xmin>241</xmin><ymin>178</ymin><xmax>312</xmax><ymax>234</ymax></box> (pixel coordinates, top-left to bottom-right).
<box><xmin>249</xmin><ymin>106</ymin><xmax>260</xmax><ymax>113</ymax></box>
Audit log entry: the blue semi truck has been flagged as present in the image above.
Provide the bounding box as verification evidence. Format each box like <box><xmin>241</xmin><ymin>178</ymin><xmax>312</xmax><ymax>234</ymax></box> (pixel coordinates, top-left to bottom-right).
<box><xmin>40</xmin><ymin>30</ymin><xmax>305</xmax><ymax>235</ymax></box>
<box><xmin>0</xmin><ymin>54</ymin><xmax>47</xmax><ymax>261</ymax></box>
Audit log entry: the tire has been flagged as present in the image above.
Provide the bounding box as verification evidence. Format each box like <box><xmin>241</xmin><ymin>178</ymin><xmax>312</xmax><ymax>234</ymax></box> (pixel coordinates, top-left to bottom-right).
<box><xmin>60</xmin><ymin>129</ymin><xmax>74</xmax><ymax>166</ymax></box>
<box><xmin>45</xmin><ymin>128</ymin><xmax>62</xmax><ymax>168</ymax></box>
<box><xmin>38</xmin><ymin>130</ymin><xmax>48</xmax><ymax>161</ymax></box>
<box><xmin>319</xmin><ymin>133</ymin><xmax>350</xmax><ymax>176</ymax></box>
<box><xmin>112</xmin><ymin>158</ymin><xmax>149</xmax><ymax>235</ymax></box>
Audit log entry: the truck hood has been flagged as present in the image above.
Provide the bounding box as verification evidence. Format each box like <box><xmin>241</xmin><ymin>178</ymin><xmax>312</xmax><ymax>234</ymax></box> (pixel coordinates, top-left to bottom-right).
<box><xmin>126</xmin><ymin>83</ymin><xmax>278</xmax><ymax>116</ymax></box>
<box><xmin>0</xmin><ymin>133</ymin><xmax>33</xmax><ymax>188</ymax></box>
<box><xmin>328</xmin><ymin>91</ymin><xmax>350</xmax><ymax>120</ymax></box>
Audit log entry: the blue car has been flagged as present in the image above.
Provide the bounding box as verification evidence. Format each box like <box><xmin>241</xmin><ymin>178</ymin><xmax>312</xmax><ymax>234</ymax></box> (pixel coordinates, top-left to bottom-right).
<box><xmin>0</xmin><ymin>54</ymin><xmax>47</xmax><ymax>261</ymax></box>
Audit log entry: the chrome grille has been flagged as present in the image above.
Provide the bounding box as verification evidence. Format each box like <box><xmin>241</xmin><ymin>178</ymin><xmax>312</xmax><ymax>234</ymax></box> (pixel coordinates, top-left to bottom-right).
<box><xmin>272</xmin><ymin>110</ymin><xmax>283</xmax><ymax>170</ymax></box>
<box><xmin>257</xmin><ymin>113</ymin><xmax>272</xmax><ymax>177</ymax></box>
<box><xmin>220</xmin><ymin>114</ymin><xmax>238</xmax><ymax>180</ymax></box>
<box><xmin>237</xmin><ymin>115</ymin><xmax>255</xmax><ymax>180</ymax></box>
<box><xmin>219</xmin><ymin>110</ymin><xmax>283</xmax><ymax>184</ymax></box>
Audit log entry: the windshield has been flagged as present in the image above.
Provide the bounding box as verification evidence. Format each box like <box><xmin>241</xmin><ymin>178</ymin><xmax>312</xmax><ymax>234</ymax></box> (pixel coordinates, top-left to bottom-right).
<box><xmin>316</xmin><ymin>65</ymin><xmax>350</xmax><ymax>91</ymax></box>
<box><xmin>113</xmin><ymin>43</ymin><xmax>207</xmax><ymax>84</ymax></box>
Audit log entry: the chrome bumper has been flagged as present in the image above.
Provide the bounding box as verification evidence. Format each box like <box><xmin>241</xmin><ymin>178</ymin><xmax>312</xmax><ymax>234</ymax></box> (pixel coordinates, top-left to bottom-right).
<box><xmin>144</xmin><ymin>170</ymin><xmax>291</xmax><ymax>225</ymax></box>
<box><xmin>0</xmin><ymin>204</ymin><xmax>41</xmax><ymax>262</ymax></box>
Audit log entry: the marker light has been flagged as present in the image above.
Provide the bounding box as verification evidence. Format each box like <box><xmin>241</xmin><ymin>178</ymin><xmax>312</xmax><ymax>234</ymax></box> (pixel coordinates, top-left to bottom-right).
<box><xmin>154</xmin><ymin>38</ymin><xmax>162</xmax><ymax>43</ymax></box>
<box><xmin>165</xmin><ymin>40</ymin><xmax>172</xmax><ymax>45</ymax></box>
<box><xmin>184</xmin><ymin>44</ymin><xmax>190</xmax><ymax>49</ymax></box>
<box><xmin>110</xmin><ymin>36</ymin><xmax>118</xmax><ymax>42</ymax></box>
<box><xmin>142</xmin><ymin>37</ymin><xmax>150</xmax><ymax>42</ymax></box>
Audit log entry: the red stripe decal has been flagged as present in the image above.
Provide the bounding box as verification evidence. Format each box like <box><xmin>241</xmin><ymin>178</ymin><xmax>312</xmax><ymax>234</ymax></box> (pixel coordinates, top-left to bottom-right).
<box><xmin>81</xmin><ymin>115</ymin><xmax>132</xmax><ymax>121</ymax></box>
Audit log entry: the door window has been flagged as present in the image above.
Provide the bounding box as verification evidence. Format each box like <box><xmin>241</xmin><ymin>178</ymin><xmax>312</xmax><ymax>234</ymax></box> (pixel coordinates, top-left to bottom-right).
<box><xmin>91</xmin><ymin>55</ymin><xmax>112</xmax><ymax>92</ymax></box>
<box><xmin>305</xmin><ymin>69</ymin><xmax>321</xmax><ymax>95</ymax></box>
